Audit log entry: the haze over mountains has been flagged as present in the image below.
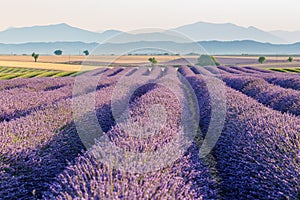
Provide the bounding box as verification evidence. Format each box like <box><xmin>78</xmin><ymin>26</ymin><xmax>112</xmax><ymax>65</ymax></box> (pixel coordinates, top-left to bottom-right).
<box><xmin>1</xmin><ymin>22</ymin><xmax>300</xmax><ymax>55</ymax></box>
<box><xmin>2</xmin><ymin>40</ymin><xmax>300</xmax><ymax>55</ymax></box>
<box><xmin>1</xmin><ymin>21</ymin><xmax>299</xmax><ymax>44</ymax></box>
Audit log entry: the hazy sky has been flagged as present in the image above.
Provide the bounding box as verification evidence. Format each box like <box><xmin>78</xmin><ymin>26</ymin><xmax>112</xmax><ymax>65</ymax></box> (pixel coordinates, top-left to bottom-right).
<box><xmin>1</xmin><ymin>0</ymin><xmax>300</xmax><ymax>32</ymax></box>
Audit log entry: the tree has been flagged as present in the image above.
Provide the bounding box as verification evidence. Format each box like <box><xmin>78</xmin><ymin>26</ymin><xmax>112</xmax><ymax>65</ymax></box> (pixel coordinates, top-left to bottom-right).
<box><xmin>197</xmin><ymin>55</ymin><xmax>220</xmax><ymax>66</ymax></box>
<box><xmin>258</xmin><ymin>56</ymin><xmax>266</xmax><ymax>64</ymax></box>
<box><xmin>54</xmin><ymin>50</ymin><xmax>63</xmax><ymax>55</ymax></box>
<box><xmin>83</xmin><ymin>50</ymin><xmax>89</xmax><ymax>56</ymax></box>
<box><xmin>32</xmin><ymin>52</ymin><xmax>39</xmax><ymax>62</ymax></box>
<box><xmin>148</xmin><ymin>57</ymin><xmax>158</xmax><ymax>65</ymax></box>
<box><xmin>288</xmin><ymin>56</ymin><xmax>293</xmax><ymax>62</ymax></box>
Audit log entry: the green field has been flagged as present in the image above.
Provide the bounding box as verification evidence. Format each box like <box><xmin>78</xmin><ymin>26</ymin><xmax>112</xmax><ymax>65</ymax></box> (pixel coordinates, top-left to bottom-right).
<box><xmin>268</xmin><ymin>68</ymin><xmax>300</xmax><ymax>73</ymax></box>
<box><xmin>0</xmin><ymin>66</ymin><xmax>83</xmax><ymax>80</ymax></box>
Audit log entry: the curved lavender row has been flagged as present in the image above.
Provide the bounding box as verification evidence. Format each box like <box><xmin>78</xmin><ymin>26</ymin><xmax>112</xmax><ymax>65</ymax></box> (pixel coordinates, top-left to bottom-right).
<box><xmin>230</xmin><ymin>66</ymin><xmax>260</xmax><ymax>74</ymax></box>
<box><xmin>106</xmin><ymin>85</ymin><xmax>182</xmax><ymax>153</ymax></box>
<box><xmin>86</xmin><ymin>67</ymin><xmax>109</xmax><ymax>76</ymax></box>
<box><xmin>185</xmin><ymin>75</ymin><xmax>300</xmax><ymax>199</ymax></box>
<box><xmin>107</xmin><ymin>67</ymin><xmax>126</xmax><ymax>77</ymax></box>
<box><xmin>192</xmin><ymin>66</ymin><xmax>214</xmax><ymax>76</ymax></box>
<box><xmin>149</xmin><ymin>66</ymin><xmax>163</xmax><ymax>78</ymax></box>
<box><xmin>44</xmin><ymin>143</ymin><xmax>216</xmax><ymax>200</ymax></box>
<box><xmin>0</xmin><ymin>67</ymin><xmax>152</xmax><ymax>199</ymax></box>
<box><xmin>109</xmin><ymin>67</ymin><xmax>163</xmax><ymax>124</ymax></box>
<box><xmin>0</xmin><ymin>69</ymin><xmax>128</xmax><ymax>159</ymax></box>
<box><xmin>244</xmin><ymin>66</ymin><xmax>273</xmax><ymax>73</ymax></box>
<box><xmin>68</xmin><ymin>68</ymin><xmax>140</xmax><ymax>150</ymax></box>
<box><xmin>73</xmin><ymin>68</ymin><xmax>133</xmax><ymax>98</ymax></box>
<box><xmin>92</xmin><ymin>67</ymin><xmax>133</xmax><ymax>89</ymax></box>
<box><xmin>0</xmin><ymin>99</ymin><xmax>72</xmax><ymax>159</ymax></box>
<box><xmin>0</xmin><ymin>85</ymin><xmax>73</xmax><ymax>122</ymax></box>
<box><xmin>0</xmin><ymin>77</ymin><xmax>74</xmax><ymax>91</ymax></box>
<box><xmin>0</xmin><ymin>77</ymin><xmax>76</xmax><ymax>123</ymax></box>
<box><xmin>25</xmin><ymin>77</ymin><xmax>74</xmax><ymax>91</ymax></box>
<box><xmin>98</xmin><ymin>66</ymin><xmax>201</xmax><ymax>173</ymax></box>
<box><xmin>222</xmin><ymin>75</ymin><xmax>300</xmax><ymax>116</ymax></box>
<box><xmin>163</xmin><ymin>66</ymin><xmax>177</xmax><ymax>76</ymax></box>
<box><xmin>0</xmin><ymin>84</ymin><xmax>124</xmax><ymax>198</ymax></box>
<box><xmin>0</xmin><ymin>68</ymin><xmax>133</xmax><ymax>198</ymax></box>
<box><xmin>132</xmin><ymin>66</ymin><xmax>149</xmax><ymax>76</ymax></box>
<box><xmin>177</xmin><ymin>65</ymin><xmax>196</xmax><ymax>77</ymax></box>
<box><xmin>178</xmin><ymin>66</ymin><xmax>213</xmax><ymax>134</ymax></box>
<box><xmin>0</xmin><ymin>99</ymin><xmax>82</xmax><ymax>199</ymax></box>
<box><xmin>202</xmin><ymin>66</ymin><xmax>226</xmax><ymax>75</ymax></box>
<box><xmin>258</xmin><ymin>74</ymin><xmax>300</xmax><ymax>91</ymax></box>
<box><xmin>217</xmin><ymin>66</ymin><xmax>245</xmax><ymax>74</ymax></box>
<box><xmin>85</xmin><ymin>67</ymin><xmax>126</xmax><ymax>77</ymax></box>
<box><xmin>44</xmin><ymin>80</ymin><xmax>216</xmax><ymax>199</ymax></box>
<box><xmin>71</xmin><ymin>67</ymin><xmax>153</xmax><ymax>152</ymax></box>
<box><xmin>0</xmin><ymin>68</ymin><xmax>133</xmax><ymax>122</ymax></box>
<box><xmin>213</xmin><ymin>66</ymin><xmax>300</xmax><ymax>91</ymax></box>
<box><xmin>93</xmin><ymin>67</ymin><xmax>162</xmax><ymax>137</ymax></box>
<box><xmin>70</xmin><ymin>67</ymin><xmax>138</xmax><ymax>148</ymax></box>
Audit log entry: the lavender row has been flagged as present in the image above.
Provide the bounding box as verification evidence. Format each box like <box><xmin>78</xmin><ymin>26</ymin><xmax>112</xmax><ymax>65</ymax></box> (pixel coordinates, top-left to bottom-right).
<box><xmin>0</xmin><ymin>77</ymin><xmax>76</xmax><ymax>121</ymax></box>
<box><xmin>217</xmin><ymin>66</ymin><xmax>300</xmax><ymax>91</ymax></box>
<box><xmin>45</xmin><ymin>143</ymin><xmax>216</xmax><ymax>200</ymax></box>
<box><xmin>244</xmin><ymin>66</ymin><xmax>273</xmax><ymax>73</ymax></box>
<box><xmin>177</xmin><ymin>66</ymin><xmax>197</xmax><ymax>77</ymax></box>
<box><xmin>192</xmin><ymin>66</ymin><xmax>214</xmax><ymax>76</ymax></box>
<box><xmin>217</xmin><ymin>66</ymin><xmax>245</xmax><ymax>74</ymax></box>
<box><xmin>0</xmin><ymin>99</ymin><xmax>79</xmax><ymax>199</ymax></box>
<box><xmin>230</xmin><ymin>66</ymin><xmax>261</xmax><ymax>74</ymax></box>
<box><xmin>45</xmin><ymin>75</ymin><xmax>216</xmax><ymax>199</ymax></box>
<box><xmin>207</xmin><ymin>66</ymin><xmax>300</xmax><ymax>91</ymax></box>
<box><xmin>106</xmin><ymin>85</ymin><xmax>182</xmax><ymax>153</ymax></box>
<box><xmin>0</xmin><ymin>88</ymin><xmax>115</xmax><ymax>198</ymax></box>
<box><xmin>84</xmin><ymin>67</ymin><xmax>164</xmax><ymax>148</ymax></box>
<box><xmin>0</xmin><ymin>68</ymin><xmax>135</xmax><ymax>122</ymax></box>
<box><xmin>0</xmin><ymin>67</ymin><xmax>135</xmax><ymax>162</ymax></box>
<box><xmin>0</xmin><ymin>85</ymin><xmax>73</xmax><ymax>122</ymax></box>
<box><xmin>259</xmin><ymin>74</ymin><xmax>300</xmax><ymax>91</ymax></box>
<box><xmin>184</xmin><ymin>74</ymin><xmax>299</xmax><ymax>199</ymax></box>
<box><xmin>0</xmin><ymin>67</ymin><xmax>137</xmax><ymax>198</ymax></box>
<box><xmin>222</xmin><ymin>75</ymin><xmax>300</xmax><ymax>116</ymax></box>
<box><xmin>0</xmin><ymin>77</ymin><xmax>74</xmax><ymax>92</ymax></box>
<box><xmin>203</xmin><ymin>66</ymin><xmax>228</xmax><ymax>75</ymax></box>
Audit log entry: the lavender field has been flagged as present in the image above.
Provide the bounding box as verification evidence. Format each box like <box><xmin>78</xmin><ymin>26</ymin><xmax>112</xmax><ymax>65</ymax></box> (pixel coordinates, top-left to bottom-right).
<box><xmin>0</xmin><ymin>65</ymin><xmax>299</xmax><ymax>199</ymax></box>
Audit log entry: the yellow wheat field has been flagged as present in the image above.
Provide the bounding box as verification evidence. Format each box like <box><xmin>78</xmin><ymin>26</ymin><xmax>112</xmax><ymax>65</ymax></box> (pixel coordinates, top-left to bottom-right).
<box><xmin>0</xmin><ymin>55</ymin><xmax>194</xmax><ymax>64</ymax></box>
<box><xmin>0</xmin><ymin>55</ymin><xmax>197</xmax><ymax>71</ymax></box>
<box><xmin>0</xmin><ymin>61</ymin><xmax>101</xmax><ymax>71</ymax></box>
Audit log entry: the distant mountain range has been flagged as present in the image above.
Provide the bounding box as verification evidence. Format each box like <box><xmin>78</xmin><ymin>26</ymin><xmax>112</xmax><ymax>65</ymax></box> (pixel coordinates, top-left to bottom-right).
<box><xmin>172</xmin><ymin>22</ymin><xmax>285</xmax><ymax>43</ymax></box>
<box><xmin>2</xmin><ymin>40</ymin><xmax>300</xmax><ymax>55</ymax></box>
<box><xmin>1</xmin><ymin>22</ymin><xmax>300</xmax><ymax>55</ymax></box>
<box><xmin>0</xmin><ymin>23</ymin><xmax>122</xmax><ymax>44</ymax></box>
<box><xmin>1</xmin><ymin>22</ymin><xmax>300</xmax><ymax>44</ymax></box>
<box><xmin>270</xmin><ymin>30</ymin><xmax>300</xmax><ymax>43</ymax></box>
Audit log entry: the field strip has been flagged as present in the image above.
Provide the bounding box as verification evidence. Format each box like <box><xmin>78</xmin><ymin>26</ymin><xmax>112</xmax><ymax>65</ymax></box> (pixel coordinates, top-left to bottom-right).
<box><xmin>0</xmin><ymin>61</ymin><xmax>102</xmax><ymax>71</ymax></box>
<box><xmin>238</xmin><ymin>62</ymin><xmax>300</xmax><ymax>68</ymax></box>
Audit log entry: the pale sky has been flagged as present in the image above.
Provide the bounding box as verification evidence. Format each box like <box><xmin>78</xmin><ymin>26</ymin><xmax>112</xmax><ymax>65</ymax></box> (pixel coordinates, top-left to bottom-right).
<box><xmin>1</xmin><ymin>0</ymin><xmax>300</xmax><ymax>32</ymax></box>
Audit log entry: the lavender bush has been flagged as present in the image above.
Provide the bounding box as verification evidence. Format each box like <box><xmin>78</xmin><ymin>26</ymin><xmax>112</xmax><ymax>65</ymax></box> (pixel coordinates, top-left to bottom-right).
<box><xmin>44</xmin><ymin>79</ymin><xmax>216</xmax><ymax>199</ymax></box>
<box><xmin>0</xmin><ymin>66</ymin><xmax>299</xmax><ymax>199</ymax></box>
<box><xmin>183</xmin><ymin>74</ymin><xmax>300</xmax><ymax>199</ymax></box>
<box><xmin>222</xmin><ymin>75</ymin><xmax>300</xmax><ymax>116</ymax></box>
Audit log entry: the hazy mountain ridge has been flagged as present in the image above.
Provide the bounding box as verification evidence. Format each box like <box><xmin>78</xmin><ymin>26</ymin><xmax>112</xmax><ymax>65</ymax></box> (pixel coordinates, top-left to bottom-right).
<box><xmin>172</xmin><ymin>22</ymin><xmax>286</xmax><ymax>43</ymax></box>
<box><xmin>2</xmin><ymin>40</ymin><xmax>300</xmax><ymax>55</ymax></box>
<box><xmin>270</xmin><ymin>30</ymin><xmax>300</xmax><ymax>43</ymax></box>
<box><xmin>0</xmin><ymin>23</ymin><xmax>122</xmax><ymax>44</ymax></box>
<box><xmin>1</xmin><ymin>22</ymin><xmax>300</xmax><ymax>55</ymax></box>
<box><xmin>0</xmin><ymin>22</ymin><xmax>299</xmax><ymax>44</ymax></box>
